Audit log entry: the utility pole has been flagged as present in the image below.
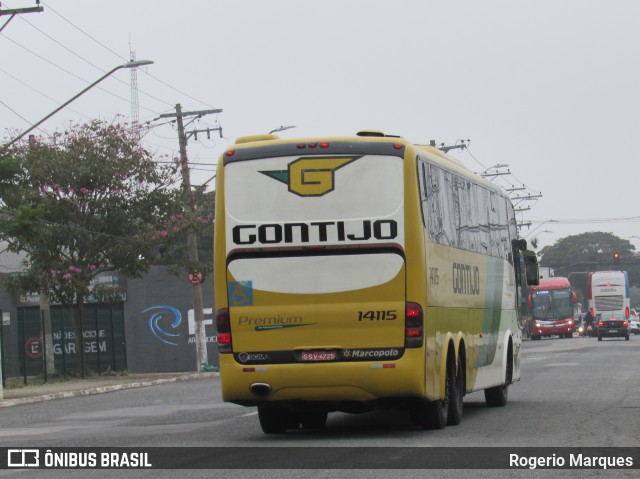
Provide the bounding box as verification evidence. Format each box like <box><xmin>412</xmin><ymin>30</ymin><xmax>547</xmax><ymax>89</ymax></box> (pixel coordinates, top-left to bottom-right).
<box><xmin>158</xmin><ymin>104</ymin><xmax>222</xmax><ymax>371</ymax></box>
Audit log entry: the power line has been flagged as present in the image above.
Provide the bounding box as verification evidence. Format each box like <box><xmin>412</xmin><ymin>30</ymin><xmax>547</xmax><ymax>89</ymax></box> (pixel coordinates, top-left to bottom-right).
<box><xmin>0</xmin><ymin>97</ymin><xmax>36</xmax><ymax>126</ymax></box>
<box><xmin>39</xmin><ymin>0</ymin><xmax>217</xmax><ymax>111</ymax></box>
<box><xmin>530</xmin><ymin>216</ymin><xmax>640</xmax><ymax>225</ymax></box>
<box><xmin>0</xmin><ymin>66</ymin><xmax>90</xmax><ymax>121</ymax></box>
<box><xmin>0</xmin><ymin>33</ymin><xmax>154</xmax><ymax>118</ymax></box>
<box><xmin>14</xmin><ymin>12</ymin><xmax>173</xmax><ymax>110</ymax></box>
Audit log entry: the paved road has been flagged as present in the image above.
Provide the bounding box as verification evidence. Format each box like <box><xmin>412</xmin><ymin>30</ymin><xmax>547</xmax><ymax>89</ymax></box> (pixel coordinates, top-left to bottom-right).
<box><xmin>0</xmin><ymin>335</ymin><xmax>638</xmax><ymax>478</ymax></box>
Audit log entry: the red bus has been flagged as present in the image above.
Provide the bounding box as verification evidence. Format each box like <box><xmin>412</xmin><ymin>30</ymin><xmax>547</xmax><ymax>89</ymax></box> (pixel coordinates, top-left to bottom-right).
<box><xmin>527</xmin><ymin>277</ymin><xmax>577</xmax><ymax>340</ymax></box>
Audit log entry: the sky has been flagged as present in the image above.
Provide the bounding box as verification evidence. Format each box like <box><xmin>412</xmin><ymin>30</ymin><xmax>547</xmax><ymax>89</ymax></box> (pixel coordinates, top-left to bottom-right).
<box><xmin>2</xmin><ymin>0</ymin><xmax>640</xmax><ymax>253</ymax></box>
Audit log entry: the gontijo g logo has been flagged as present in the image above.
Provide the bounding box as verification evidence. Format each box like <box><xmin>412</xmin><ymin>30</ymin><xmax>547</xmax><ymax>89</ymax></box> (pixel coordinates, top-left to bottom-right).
<box><xmin>260</xmin><ymin>156</ymin><xmax>360</xmax><ymax>197</ymax></box>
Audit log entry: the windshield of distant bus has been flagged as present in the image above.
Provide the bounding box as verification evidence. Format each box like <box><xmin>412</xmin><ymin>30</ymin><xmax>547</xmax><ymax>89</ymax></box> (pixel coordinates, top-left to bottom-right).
<box><xmin>532</xmin><ymin>290</ymin><xmax>573</xmax><ymax>319</ymax></box>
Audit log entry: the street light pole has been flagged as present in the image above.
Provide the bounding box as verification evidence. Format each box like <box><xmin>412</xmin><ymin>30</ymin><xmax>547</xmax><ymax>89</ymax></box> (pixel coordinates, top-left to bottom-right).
<box><xmin>1</xmin><ymin>60</ymin><xmax>154</xmax><ymax>154</ymax></box>
<box><xmin>524</xmin><ymin>220</ymin><xmax>559</xmax><ymax>239</ymax></box>
<box><xmin>269</xmin><ymin>125</ymin><xmax>296</xmax><ymax>134</ymax></box>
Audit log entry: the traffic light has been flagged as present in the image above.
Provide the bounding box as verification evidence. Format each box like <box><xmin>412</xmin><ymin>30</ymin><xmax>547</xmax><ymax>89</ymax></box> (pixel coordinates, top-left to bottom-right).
<box><xmin>613</xmin><ymin>251</ymin><xmax>620</xmax><ymax>265</ymax></box>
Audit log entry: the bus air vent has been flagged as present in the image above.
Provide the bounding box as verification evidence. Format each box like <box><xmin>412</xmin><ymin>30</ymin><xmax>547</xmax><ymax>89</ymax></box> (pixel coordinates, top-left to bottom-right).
<box><xmin>235</xmin><ymin>134</ymin><xmax>279</xmax><ymax>144</ymax></box>
<box><xmin>356</xmin><ymin>130</ymin><xmax>386</xmax><ymax>137</ymax></box>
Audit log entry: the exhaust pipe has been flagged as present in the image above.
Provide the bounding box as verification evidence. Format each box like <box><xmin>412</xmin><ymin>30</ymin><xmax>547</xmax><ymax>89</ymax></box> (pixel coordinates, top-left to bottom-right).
<box><xmin>250</xmin><ymin>383</ymin><xmax>272</xmax><ymax>397</ymax></box>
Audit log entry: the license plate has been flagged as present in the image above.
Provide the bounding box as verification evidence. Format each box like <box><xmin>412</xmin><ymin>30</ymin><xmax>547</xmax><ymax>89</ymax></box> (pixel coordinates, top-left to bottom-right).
<box><xmin>300</xmin><ymin>350</ymin><xmax>336</xmax><ymax>362</ymax></box>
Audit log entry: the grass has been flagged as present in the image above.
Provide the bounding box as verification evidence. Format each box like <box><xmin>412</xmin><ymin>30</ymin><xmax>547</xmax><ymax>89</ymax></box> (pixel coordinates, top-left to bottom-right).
<box><xmin>3</xmin><ymin>369</ymin><xmax>131</xmax><ymax>389</ymax></box>
<box><xmin>4</xmin><ymin>374</ymin><xmax>69</xmax><ymax>389</ymax></box>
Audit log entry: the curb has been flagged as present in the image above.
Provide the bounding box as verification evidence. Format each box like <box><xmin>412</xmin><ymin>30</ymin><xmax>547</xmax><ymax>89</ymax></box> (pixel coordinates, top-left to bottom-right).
<box><xmin>0</xmin><ymin>372</ymin><xmax>219</xmax><ymax>408</ymax></box>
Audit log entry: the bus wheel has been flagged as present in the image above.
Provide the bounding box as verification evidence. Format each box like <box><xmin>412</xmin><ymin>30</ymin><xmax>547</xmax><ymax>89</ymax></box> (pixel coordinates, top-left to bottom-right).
<box><xmin>447</xmin><ymin>353</ymin><xmax>464</xmax><ymax>426</ymax></box>
<box><xmin>299</xmin><ymin>410</ymin><xmax>328</xmax><ymax>430</ymax></box>
<box><xmin>410</xmin><ymin>398</ymin><xmax>447</xmax><ymax>430</ymax></box>
<box><xmin>258</xmin><ymin>406</ymin><xmax>299</xmax><ymax>434</ymax></box>
<box><xmin>484</xmin><ymin>383</ymin><xmax>508</xmax><ymax>407</ymax></box>
<box><xmin>411</xmin><ymin>355</ymin><xmax>456</xmax><ymax>430</ymax></box>
<box><xmin>485</xmin><ymin>343</ymin><xmax>512</xmax><ymax>407</ymax></box>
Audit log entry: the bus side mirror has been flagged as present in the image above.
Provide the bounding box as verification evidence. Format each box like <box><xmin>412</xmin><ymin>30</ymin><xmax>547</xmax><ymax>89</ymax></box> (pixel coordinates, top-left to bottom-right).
<box><xmin>523</xmin><ymin>251</ymin><xmax>539</xmax><ymax>286</ymax></box>
<box><xmin>572</xmin><ymin>291</ymin><xmax>578</xmax><ymax>304</ymax></box>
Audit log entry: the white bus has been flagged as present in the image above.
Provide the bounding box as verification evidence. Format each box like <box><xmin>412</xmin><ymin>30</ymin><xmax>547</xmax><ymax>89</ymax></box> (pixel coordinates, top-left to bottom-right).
<box><xmin>588</xmin><ymin>271</ymin><xmax>630</xmax><ymax>318</ymax></box>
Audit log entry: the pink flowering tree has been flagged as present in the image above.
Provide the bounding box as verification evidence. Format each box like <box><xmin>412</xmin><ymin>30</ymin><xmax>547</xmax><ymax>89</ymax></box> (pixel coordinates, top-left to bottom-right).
<box><xmin>0</xmin><ymin>118</ymin><xmax>211</xmax><ymax>374</ymax></box>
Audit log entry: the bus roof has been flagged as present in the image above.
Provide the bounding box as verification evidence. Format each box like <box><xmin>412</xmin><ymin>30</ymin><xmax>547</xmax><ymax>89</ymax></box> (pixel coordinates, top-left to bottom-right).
<box><xmin>223</xmin><ymin>130</ymin><xmax>500</xmax><ymax>194</ymax></box>
<box><xmin>530</xmin><ymin>277</ymin><xmax>571</xmax><ymax>291</ymax></box>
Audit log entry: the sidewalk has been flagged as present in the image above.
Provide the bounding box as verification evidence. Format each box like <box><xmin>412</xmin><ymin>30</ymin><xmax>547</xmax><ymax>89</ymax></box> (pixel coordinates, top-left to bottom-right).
<box><xmin>0</xmin><ymin>371</ymin><xmax>219</xmax><ymax>408</ymax></box>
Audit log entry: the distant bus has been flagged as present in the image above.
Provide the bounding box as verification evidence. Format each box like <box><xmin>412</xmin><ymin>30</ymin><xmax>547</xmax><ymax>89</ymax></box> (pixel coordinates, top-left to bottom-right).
<box><xmin>588</xmin><ymin>271</ymin><xmax>630</xmax><ymax>318</ymax></box>
<box><xmin>527</xmin><ymin>277</ymin><xmax>577</xmax><ymax>340</ymax></box>
<box><xmin>214</xmin><ymin>130</ymin><xmax>539</xmax><ymax>433</ymax></box>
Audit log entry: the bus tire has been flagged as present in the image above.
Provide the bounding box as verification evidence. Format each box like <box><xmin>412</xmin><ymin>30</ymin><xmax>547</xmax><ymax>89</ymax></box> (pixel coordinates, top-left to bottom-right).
<box><xmin>429</xmin><ymin>399</ymin><xmax>448</xmax><ymax>429</ymax></box>
<box><xmin>485</xmin><ymin>342</ymin><xmax>512</xmax><ymax>407</ymax></box>
<box><xmin>484</xmin><ymin>383</ymin><xmax>508</xmax><ymax>407</ymax></box>
<box><xmin>411</xmin><ymin>399</ymin><xmax>448</xmax><ymax>430</ymax></box>
<box><xmin>299</xmin><ymin>410</ymin><xmax>328</xmax><ymax>430</ymax></box>
<box><xmin>411</xmin><ymin>352</ymin><xmax>456</xmax><ymax>430</ymax></box>
<box><xmin>258</xmin><ymin>406</ymin><xmax>298</xmax><ymax>434</ymax></box>
<box><xmin>447</xmin><ymin>352</ymin><xmax>463</xmax><ymax>426</ymax></box>
<box><xmin>410</xmin><ymin>395</ymin><xmax>448</xmax><ymax>430</ymax></box>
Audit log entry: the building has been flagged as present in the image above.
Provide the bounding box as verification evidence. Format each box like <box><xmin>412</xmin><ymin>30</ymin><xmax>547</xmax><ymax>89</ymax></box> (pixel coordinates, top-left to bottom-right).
<box><xmin>0</xmin><ymin>247</ymin><xmax>218</xmax><ymax>379</ymax></box>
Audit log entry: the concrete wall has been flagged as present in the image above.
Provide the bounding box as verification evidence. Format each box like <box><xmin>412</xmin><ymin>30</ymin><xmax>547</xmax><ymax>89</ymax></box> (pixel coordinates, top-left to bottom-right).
<box><xmin>0</xmin><ymin>266</ymin><xmax>219</xmax><ymax>375</ymax></box>
<box><xmin>123</xmin><ymin>265</ymin><xmax>218</xmax><ymax>373</ymax></box>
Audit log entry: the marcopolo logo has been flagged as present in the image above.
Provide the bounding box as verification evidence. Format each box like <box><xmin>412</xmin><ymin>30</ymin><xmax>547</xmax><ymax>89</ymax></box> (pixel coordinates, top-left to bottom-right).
<box><xmin>260</xmin><ymin>156</ymin><xmax>360</xmax><ymax>197</ymax></box>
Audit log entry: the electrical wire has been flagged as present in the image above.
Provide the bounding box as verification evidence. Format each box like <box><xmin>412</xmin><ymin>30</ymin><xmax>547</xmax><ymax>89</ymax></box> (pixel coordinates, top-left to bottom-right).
<box><xmin>0</xmin><ymin>32</ymin><xmax>155</xmax><ymax>116</ymax></box>
<box><xmin>39</xmin><ymin>0</ymin><xmax>218</xmax><ymax>111</ymax></box>
<box><xmin>17</xmin><ymin>12</ymin><xmax>174</xmax><ymax>108</ymax></box>
<box><xmin>0</xmin><ymin>66</ymin><xmax>90</xmax><ymax>121</ymax></box>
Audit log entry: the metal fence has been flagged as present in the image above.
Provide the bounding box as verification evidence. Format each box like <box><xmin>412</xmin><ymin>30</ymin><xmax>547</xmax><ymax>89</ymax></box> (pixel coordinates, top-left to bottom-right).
<box><xmin>2</xmin><ymin>304</ymin><xmax>127</xmax><ymax>387</ymax></box>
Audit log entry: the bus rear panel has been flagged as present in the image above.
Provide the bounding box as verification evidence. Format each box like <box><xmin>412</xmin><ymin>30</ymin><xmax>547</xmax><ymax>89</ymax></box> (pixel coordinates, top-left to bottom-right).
<box><xmin>215</xmin><ymin>137</ymin><xmax>422</xmax><ymax>407</ymax></box>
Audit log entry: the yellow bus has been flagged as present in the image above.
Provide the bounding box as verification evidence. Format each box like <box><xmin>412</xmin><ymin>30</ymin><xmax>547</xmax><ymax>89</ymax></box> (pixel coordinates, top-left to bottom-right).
<box><xmin>214</xmin><ymin>130</ymin><xmax>539</xmax><ymax>433</ymax></box>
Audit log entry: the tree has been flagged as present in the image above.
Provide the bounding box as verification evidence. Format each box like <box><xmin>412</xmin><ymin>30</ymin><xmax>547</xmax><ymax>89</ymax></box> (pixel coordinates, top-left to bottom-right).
<box><xmin>0</xmin><ymin>119</ymin><xmax>198</xmax><ymax>375</ymax></box>
<box><xmin>538</xmin><ymin>231</ymin><xmax>638</xmax><ymax>284</ymax></box>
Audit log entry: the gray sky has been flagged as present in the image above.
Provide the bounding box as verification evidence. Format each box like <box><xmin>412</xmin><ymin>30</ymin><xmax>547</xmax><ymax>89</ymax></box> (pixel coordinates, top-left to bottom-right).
<box><xmin>2</xmin><ymin>0</ymin><xmax>640</xmax><ymax>252</ymax></box>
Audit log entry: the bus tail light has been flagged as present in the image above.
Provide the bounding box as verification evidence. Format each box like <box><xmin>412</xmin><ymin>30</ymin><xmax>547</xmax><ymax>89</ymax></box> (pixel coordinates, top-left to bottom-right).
<box><xmin>216</xmin><ymin>307</ymin><xmax>232</xmax><ymax>353</ymax></box>
<box><xmin>405</xmin><ymin>302</ymin><xmax>423</xmax><ymax>348</ymax></box>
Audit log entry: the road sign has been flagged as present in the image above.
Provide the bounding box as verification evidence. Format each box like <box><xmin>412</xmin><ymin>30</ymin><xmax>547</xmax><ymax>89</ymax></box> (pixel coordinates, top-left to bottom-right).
<box><xmin>187</xmin><ymin>272</ymin><xmax>205</xmax><ymax>285</ymax></box>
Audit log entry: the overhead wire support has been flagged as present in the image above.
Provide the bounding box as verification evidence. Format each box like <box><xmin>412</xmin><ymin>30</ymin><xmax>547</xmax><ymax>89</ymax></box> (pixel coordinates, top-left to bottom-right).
<box><xmin>189</xmin><ymin>127</ymin><xmax>223</xmax><ymax>141</ymax></box>
<box><xmin>510</xmin><ymin>194</ymin><xmax>543</xmax><ymax>202</ymax></box>
<box><xmin>481</xmin><ymin>170</ymin><xmax>511</xmax><ymax>180</ymax></box>
<box><xmin>436</xmin><ymin>139</ymin><xmax>470</xmax><ymax>154</ymax></box>
<box><xmin>157</xmin><ymin>108</ymin><xmax>223</xmax><ymax>121</ymax></box>
<box><xmin>0</xmin><ymin>2</ymin><xmax>43</xmax><ymax>33</ymax></box>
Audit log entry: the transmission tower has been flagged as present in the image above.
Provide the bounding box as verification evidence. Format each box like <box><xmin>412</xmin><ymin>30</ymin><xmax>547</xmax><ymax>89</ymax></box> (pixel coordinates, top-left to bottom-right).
<box><xmin>129</xmin><ymin>46</ymin><xmax>140</xmax><ymax>127</ymax></box>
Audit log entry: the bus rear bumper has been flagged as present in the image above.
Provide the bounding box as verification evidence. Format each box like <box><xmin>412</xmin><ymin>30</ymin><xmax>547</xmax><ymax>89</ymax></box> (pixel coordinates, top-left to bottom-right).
<box><xmin>219</xmin><ymin>354</ymin><xmax>427</xmax><ymax>406</ymax></box>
